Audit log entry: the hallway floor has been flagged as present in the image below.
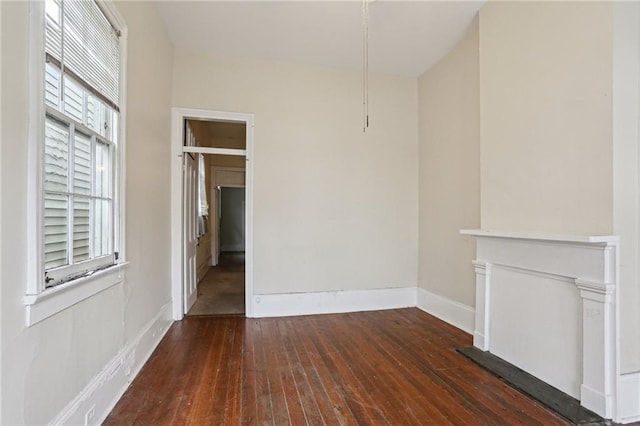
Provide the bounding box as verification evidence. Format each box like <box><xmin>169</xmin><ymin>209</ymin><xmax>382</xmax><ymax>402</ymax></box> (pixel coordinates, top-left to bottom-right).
<box><xmin>187</xmin><ymin>252</ymin><xmax>245</xmax><ymax>316</ymax></box>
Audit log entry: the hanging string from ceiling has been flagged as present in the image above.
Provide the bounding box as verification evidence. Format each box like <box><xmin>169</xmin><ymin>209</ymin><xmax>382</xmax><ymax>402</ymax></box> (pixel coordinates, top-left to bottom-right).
<box><xmin>362</xmin><ymin>0</ymin><xmax>370</xmax><ymax>133</ymax></box>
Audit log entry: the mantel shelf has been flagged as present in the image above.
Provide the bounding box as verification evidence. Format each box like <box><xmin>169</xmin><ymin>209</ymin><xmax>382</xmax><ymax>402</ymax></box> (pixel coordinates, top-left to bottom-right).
<box><xmin>460</xmin><ymin>229</ymin><xmax>619</xmax><ymax>245</ymax></box>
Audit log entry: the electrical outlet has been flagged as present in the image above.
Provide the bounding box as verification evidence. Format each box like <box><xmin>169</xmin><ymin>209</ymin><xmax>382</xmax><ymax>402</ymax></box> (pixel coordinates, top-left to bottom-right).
<box><xmin>84</xmin><ymin>404</ymin><xmax>96</xmax><ymax>426</ymax></box>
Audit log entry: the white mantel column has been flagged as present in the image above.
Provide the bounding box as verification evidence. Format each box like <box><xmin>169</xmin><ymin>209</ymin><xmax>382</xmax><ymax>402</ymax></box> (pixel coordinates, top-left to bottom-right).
<box><xmin>472</xmin><ymin>260</ymin><xmax>491</xmax><ymax>351</ymax></box>
<box><xmin>575</xmin><ymin>278</ymin><xmax>616</xmax><ymax>419</ymax></box>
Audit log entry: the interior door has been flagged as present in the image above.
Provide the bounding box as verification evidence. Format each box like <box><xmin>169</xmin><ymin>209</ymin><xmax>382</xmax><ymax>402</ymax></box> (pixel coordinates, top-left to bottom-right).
<box><xmin>183</xmin><ymin>154</ymin><xmax>198</xmax><ymax>313</ymax></box>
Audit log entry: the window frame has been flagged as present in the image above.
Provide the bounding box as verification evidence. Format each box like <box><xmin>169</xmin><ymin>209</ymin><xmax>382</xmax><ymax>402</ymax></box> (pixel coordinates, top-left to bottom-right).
<box><xmin>43</xmin><ymin>83</ymin><xmax>117</xmax><ymax>286</ymax></box>
<box><xmin>25</xmin><ymin>0</ymin><xmax>128</xmax><ymax>326</ymax></box>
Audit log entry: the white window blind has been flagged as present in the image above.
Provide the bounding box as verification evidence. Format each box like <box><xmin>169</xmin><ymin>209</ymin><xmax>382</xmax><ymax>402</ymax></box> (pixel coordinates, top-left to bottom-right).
<box><xmin>45</xmin><ymin>0</ymin><xmax>120</xmax><ymax>108</ymax></box>
<box><xmin>42</xmin><ymin>0</ymin><xmax>120</xmax><ymax>288</ymax></box>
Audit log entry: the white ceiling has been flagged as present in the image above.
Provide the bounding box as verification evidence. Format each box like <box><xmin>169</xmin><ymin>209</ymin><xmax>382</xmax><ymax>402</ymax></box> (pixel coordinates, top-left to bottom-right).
<box><xmin>155</xmin><ymin>1</ymin><xmax>484</xmax><ymax>77</ymax></box>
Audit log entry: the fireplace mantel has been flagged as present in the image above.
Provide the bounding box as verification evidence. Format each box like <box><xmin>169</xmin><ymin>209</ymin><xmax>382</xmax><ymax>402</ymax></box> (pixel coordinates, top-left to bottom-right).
<box><xmin>461</xmin><ymin>229</ymin><xmax>619</xmax><ymax>419</ymax></box>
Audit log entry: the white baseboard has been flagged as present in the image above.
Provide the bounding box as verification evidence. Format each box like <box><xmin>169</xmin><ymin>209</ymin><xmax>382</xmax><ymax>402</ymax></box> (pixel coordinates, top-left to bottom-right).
<box><xmin>249</xmin><ymin>287</ymin><xmax>417</xmax><ymax>318</ymax></box>
<box><xmin>618</xmin><ymin>372</ymin><xmax>640</xmax><ymax>423</ymax></box>
<box><xmin>416</xmin><ymin>287</ymin><xmax>475</xmax><ymax>334</ymax></box>
<box><xmin>50</xmin><ymin>302</ymin><xmax>173</xmax><ymax>426</ymax></box>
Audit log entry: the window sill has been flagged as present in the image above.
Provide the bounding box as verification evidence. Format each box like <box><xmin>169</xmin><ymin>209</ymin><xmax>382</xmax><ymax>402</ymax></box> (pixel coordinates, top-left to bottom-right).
<box><xmin>24</xmin><ymin>262</ymin><xmax>129</xmax><ymax>326</ymax></box>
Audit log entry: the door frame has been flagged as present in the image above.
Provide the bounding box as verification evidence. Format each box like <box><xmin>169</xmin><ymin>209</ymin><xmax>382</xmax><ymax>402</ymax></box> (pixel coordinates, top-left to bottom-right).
<box><xmin>182</xmin><ymin>153</ymin><xmax>198</xmax><ymax>313</ymax></box>
<box><xmin>210</xmin><ymin>166</ymin><xmax>246</xmax><ymax>266</ymax></box>
<box><xmin>170</xmin><ymin>108</ymin><xmax>254</xmax><ymax>319</ymax></box>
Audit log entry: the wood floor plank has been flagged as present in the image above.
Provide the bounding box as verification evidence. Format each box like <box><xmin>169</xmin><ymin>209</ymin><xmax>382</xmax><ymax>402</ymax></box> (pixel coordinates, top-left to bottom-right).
<box><xmin>381</xmin><ymin>309</ymin><xmax>569</xmax><ymax>425</ymax></box>
<box><xmin>276</xmin><ymin>319</ymin><xmax>326</xmax><ymax>425</ymax></box>
<box><xmin>250</xmin><ymin>319</ymin><xmax>276</xmax><ymax>426</ymax></box>
<box><xmin>186</xmin><ymin>318</ymin><xmax>235</xmax><ymax>424</ymax></box>
<box><xmin>305</xmin><ymin>315</ymin><xmax>390</xmax><ymax>425</ymax></box>
<box><xmin>289</xmin><ymin>317</ymin><xmax>361</xmax><ymax>426</ymax></box>
<box><xmin>222</xmin><ymin>318</ymin><xmax>244</xmax><ymax>423</ymax></box>
<box><xmin>323</xmin><ymin>313</ymin><xmax>434</xmax><ymax>425</ymax></box>
<box><xmin>360</xmin><ymin>310</ymin><xmax>505</xmax><ymax>423</ymax></box>
<box><xmin>261</xmin><ymin>318</ymin><xmax>292</xmax><ymax>425</ymax></box>
<box><xmin>366</xmin><ymin>310</ymin><xmax>548</xmax><ymax>425</ymax></box>
<box><xmin>104</xmin><ymin>308</ymin><xmax>574</xmax><ymax>426</ymax></box>
<box><xmin>240</xmin><ymin>319</ymin><xmax>259</xmax><ymax>426</ymax></box>
<box><xmin>348</xmin><ymin>312</ymin><xmax>470</xmax><ymax>424</ymax></box>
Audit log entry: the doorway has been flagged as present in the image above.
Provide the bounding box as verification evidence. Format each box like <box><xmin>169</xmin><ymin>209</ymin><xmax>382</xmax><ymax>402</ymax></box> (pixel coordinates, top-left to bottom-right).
<box><xmin>170</xmin><ymin>108</ymin><xmax>254</xmax><ymax>320</ymax></box>
<box><xmin>187</xmin><ymin>163</ymin><xmax>246</xmax><ymax>315</ymax></box>
<box><xmin>188</xmin><ymin>185</ymin><xmax>246</xmax><ymax>315</ymax></box>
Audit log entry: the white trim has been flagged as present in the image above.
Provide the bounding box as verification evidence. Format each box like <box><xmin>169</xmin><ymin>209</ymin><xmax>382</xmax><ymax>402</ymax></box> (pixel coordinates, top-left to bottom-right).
<box><xmin>171</xmin><ymin>111</ymin><xmax>183</xmax><ymax>320</ymax></box>
<box><xmin>113</xmin><ymin>5</ymin><xmax>128</xmax><ymax>265</ymax></box>
<box><xmin>25</xmin><ymin>0</ymin><xmax>128</xmax><ymax>319</ymax></box>
<box><xmin>460</xmin><ymin>229</ymin><xmax>619</xmax><ymax>244</ymax></box>
<box><xmin>613</xmin><ymin>3</ymin><xmax>640</xmax><ymax>424</ymax></box>
<box><xmin>177</xmin><ymin>108</ymin><xmax>251</xmax><ymax>123</ymax></box>
<box><xmin>49</xmin><ymin>302</ymin><xmax>173</xmax><ymax>426</ymax></box>
<box><xmin>471</xmin><ymin>260</ymin><xmax>490</xmax><ymax>350</ymax></box>
<box><xmin>171</xmin><ymin>108</ymin><xmax>254</xmax><ymax>320</ymax></box>
<box><xmin>464</xmin><ymin>230</ymin><xmax>620</xmax><ymax>419</ymax></box>
<box><xmin>618</xmin><ymin>372</ymin><xmax>640</xmax><ymax>423</ymax></box>
<box><xmin>27</xmin><ymin>0</ymin><xmax>46</xmax><ymax>295</ymax></box>
<box><xmin>182</xmin><ymin>146</ymin><xmax>246</xmax><ymax>156</ymax></box>
<box><xmin>416</xmin><ymin>287</ymin><xmax>475</xmax><ymax>335</ymax></box>
<box><xmin>25</xmin><ymin>262</ymin><xmax>129</xmax><ymax>326</ymax></box>
<box><xmin>249</xmin><ymin>287</ymin><xmax>417</xmax><ymax>318</ymax></box>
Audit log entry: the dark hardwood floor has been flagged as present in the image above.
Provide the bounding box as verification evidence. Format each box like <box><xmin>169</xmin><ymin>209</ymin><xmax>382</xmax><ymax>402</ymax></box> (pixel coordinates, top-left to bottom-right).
<box><xmin>104</xmin><ymin>308</ymin><xmax>570</xmax><ymax>425</ymax></box>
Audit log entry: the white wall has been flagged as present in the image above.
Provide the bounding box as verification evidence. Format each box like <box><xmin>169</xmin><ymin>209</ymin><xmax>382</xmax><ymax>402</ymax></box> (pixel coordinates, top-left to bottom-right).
<box><xmin>172</xmin><ymin>51</ymin><xmax>419</xmax><ymax>295</ymax></box>
<box><xmin>417</xmin><ymin>19</ymin><xmax>480</xmax><ymax>308</ymax></box>
<box><xmin>478</xmin><ymin>0</ymin><xmax>639</xmax><ymax>377</ymax></box>
<box><xmin>479</xmin><ymin>1</ymin><xmax>613</xmax><ymax>235</ymax></box>
<box><xmin>117</xmin><ymin>0</ymin><xmax>174</xmax><ymax>347</ymax></box>
<box><xmin>0</xmin><ymin>1</ymin><xmax>174</xmax><ymax>423</ymax></box>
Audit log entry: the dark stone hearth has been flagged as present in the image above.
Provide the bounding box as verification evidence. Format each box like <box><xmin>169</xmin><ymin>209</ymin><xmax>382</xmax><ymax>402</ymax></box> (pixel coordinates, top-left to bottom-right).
<box><xmin>457</xmin><ymin>347</ymin><xmax>608</xmax><ymax>425</ymax></box>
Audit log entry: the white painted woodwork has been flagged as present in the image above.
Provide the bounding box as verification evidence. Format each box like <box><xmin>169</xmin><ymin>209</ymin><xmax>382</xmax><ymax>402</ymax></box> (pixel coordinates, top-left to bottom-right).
<box><xmin>251</xmin><ymin>287</ymin><xmax>417</xmax><ymax>318</ymax></box>
<box><xmin>416</xmin><ymin>287</ymin><xmax>475</xmax><ymax>334</ymax></box>
<box><xmin>24</xmin><ymin>263</ymin><xmax>128</xmax><ymax>326</ymax></box>
<box><xmin>461</xmin><ymin>229</ymin><xmax>619</xmax><ymax>419</ymax></box>
<box><xmin>182</xmin><ymin>154</ymin><xmax>198</xmax><ymax>313</ymax></box>
<box><xmin>618</xmin><ymin>372</ymin><xmax>640</xmax><ymax>423</ymax></box>
<box><xmin>171</xmin><ymin>107</ymin><xmax>255</xmax><ymax>320</ymax></box>
<box><xmin>49</xmin><ymin>303</ymin><xmax>173</xmax><ymax>425</ymax></box>
<box><xmin>185</xmin><ymin>122</ymin><xmax>195</xmax><ymax>147</ymax></box>
<box><xmin>183</xmin><ymin>146</ymin><xmax>246</xmax><ymax>156</ymax></box>
<box><xmin>212</xmin><ymin>187</ymin><xmax>220</xmax><ymax>266</ymax></box>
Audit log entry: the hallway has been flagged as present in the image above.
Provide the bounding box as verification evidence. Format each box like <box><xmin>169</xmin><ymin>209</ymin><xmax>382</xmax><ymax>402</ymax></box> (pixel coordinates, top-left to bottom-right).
<box><xmin>188</xmin><ymin>252</ymin><xmax>245</xmax><ymax>316</ymax></box>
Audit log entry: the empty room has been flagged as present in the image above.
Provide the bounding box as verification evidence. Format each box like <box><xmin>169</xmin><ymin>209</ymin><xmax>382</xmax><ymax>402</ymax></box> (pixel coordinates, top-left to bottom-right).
<box><xmin>2</xmin><ymin>0</ymin><xmax>640</xmax><ymax>424</ymax></box>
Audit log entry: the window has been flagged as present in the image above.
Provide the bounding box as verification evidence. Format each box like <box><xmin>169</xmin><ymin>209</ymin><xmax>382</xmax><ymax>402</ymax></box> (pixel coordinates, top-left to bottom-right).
<box><xmin>42</xmin><ymin>0</ymin><xmax>121</xmax><ymax>287</ymax></box>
